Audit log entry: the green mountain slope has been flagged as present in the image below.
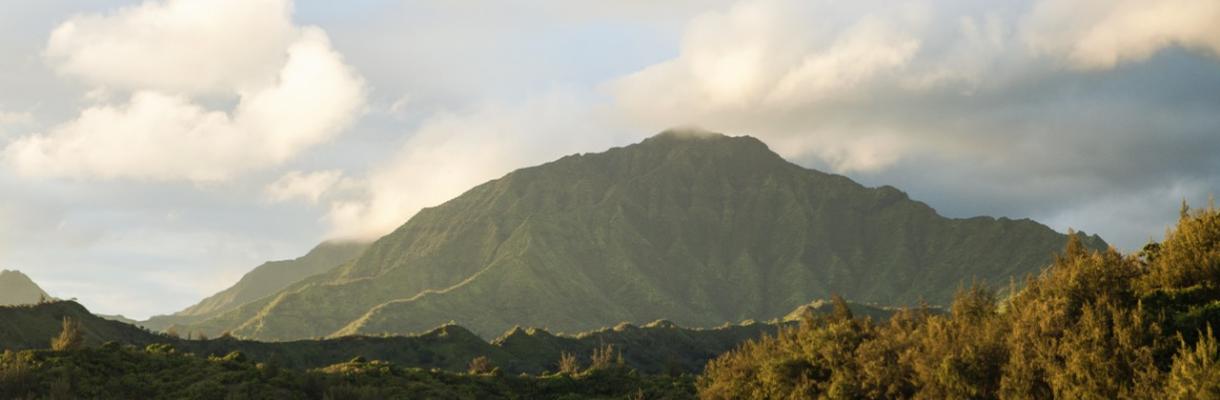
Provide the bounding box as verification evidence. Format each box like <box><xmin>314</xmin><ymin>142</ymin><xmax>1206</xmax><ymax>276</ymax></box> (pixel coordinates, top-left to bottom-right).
<box><xmin>0</xmin><ymin>270</ymin><xmax>51</xmax><ymax>306</ymax></box>
<box><xmin>182</xmin><ymin>130</ymin><xmax>1105</xmax><ymax>340</ymax></box>
<box><xmin>141</xmin><ymin>240</ymin><xmax>367</xmax><ymax>330</ymax></box>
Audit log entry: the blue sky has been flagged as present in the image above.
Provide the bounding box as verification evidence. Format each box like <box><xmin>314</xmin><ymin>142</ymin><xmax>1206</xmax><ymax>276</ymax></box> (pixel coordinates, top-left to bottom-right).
<box><xmin>1</xmin><ymin>0</ymin><xmax>1218</xmax><ymax>319</ymax></box>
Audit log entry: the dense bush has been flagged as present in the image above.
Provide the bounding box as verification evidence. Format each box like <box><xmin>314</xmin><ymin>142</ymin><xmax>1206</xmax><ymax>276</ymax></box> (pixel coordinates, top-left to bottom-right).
<box><xmin>700</xmin><ymin>205</ymin><xmax>1220</xmax><ymax>399</ymax></box>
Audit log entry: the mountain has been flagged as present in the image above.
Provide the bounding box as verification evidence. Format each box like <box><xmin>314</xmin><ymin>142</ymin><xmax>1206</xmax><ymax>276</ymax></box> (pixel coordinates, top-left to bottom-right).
<box><xmin>141</xmin><ymin>240</ymin><xmax>368</xmax><ymax>330</ymax></box>
<box><xmin>178</xmin><ymin>130</ymin><xmax>1105</xmax><ymax>340</ymax></box>
<box><xmin>0</xmin><ymin>270</ymin><xmax>52</xmax><ymax>306</ymax></box>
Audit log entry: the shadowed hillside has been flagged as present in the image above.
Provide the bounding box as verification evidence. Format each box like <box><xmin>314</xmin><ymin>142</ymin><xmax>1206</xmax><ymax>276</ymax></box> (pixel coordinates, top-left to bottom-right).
<box><xmin>0</xmin><ymin>301</ymin><xmax>163</xmax><ymax>349</ymax></box>
<box><xmin>0</xmin><ymin>299</ymin><xmax>897</xmax><ymax>375</ymax></box>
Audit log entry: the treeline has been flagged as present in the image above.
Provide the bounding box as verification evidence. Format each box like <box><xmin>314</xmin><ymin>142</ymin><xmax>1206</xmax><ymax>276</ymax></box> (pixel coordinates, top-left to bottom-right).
<box><xmin>699</xmin><ymin>205</ymin><xmax>1220</xmax><ymax>399</ymax></box>
<box><xmin>0</xmin><ymin>340</ymin><xmax>695</xmax><ymax>399</ymax></box>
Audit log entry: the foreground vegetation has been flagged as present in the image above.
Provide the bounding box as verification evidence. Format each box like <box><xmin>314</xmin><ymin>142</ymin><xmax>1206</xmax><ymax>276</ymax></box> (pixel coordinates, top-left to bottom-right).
<box><xmin>1</xmin><ymin>341</ymin><xmax>695</xmax><ymax>399</ymax></box>
<box><xmin>700</xmin><ymin>205</ymin><xmax>1220</xmax><ymax>399</ymax></box>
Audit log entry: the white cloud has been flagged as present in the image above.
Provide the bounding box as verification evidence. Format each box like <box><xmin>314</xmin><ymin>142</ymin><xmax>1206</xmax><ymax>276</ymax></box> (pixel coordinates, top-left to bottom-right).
<box><xmin>764</xmin><ymin>16</ymin><xmax>920</xmax><ymax>106</ymax></box>
<box><xmin>44</xmin><ymin>0</ymin><xmax>296</xmax><ymax>95</ymax></box>
<box><xmin>1023</xmin><ymin>0</ymin><xmax>1220</xmax><ymax>69</ymax></box>
<box><xmin>611</xmin><ymin>0</ymin><xmax>936</xmax><ymax>173</ymax></box>
<box><xmin>265</xmin><ymin>170</ymin><xmax>344</xmax><ymax>204</ymax></box>
<box><xmin>612</xmin><ymin>0</ymin><xmax>1220</xmax><ymax>176</ymax></box>
<box><xmin>4</xmin><ymin>0</ymin><xmax>365</xmax><ymax>182</ymax></box>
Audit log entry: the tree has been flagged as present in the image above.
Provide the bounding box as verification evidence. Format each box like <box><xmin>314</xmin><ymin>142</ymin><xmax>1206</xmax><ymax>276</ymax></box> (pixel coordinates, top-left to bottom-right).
<box><xmin>51</xmin><ymin>316</ymin><xmax>84</xmax><ymax>351</ymax></box>
<box><xmin>1167</xmin><ymin>327</ymin><xmax>1220</xmax><ymax>400</ymax></box>
<box><xmin>589</xmin><ymin>344</ymin><xmax>624</xmax><ymax>371</ymax></box>
<box><xmin>558</xmin><ymin>352</ymin><xmax>581</xmax><ymax>375</ymax></box>
<box><xmin>468</xmin><ymin>356</ymin><xmax>494</xmax><ymax>374</ymax></box>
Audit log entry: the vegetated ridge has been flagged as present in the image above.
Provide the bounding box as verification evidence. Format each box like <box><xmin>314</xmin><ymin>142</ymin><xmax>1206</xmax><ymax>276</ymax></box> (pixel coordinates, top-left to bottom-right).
<box><xmin>177</xmin><ymin>129</ymin><xmax>1105</xmax><ymax>341</ymax></box>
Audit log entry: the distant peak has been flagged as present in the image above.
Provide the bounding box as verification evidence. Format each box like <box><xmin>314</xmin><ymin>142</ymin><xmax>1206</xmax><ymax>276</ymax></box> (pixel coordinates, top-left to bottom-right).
<box><xmin>0</xmin><ymin>269</ymin><xmax>35</xmax><ymax>281</ymax></box>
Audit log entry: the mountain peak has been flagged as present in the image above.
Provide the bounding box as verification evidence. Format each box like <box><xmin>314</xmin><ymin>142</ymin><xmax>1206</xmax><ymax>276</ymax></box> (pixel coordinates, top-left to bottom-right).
<box><xmin>0</xmin><ymin>269</ymin><xmax>52</xmax><ymax>306</ymax></box>
<box><xmin>642</xmin><ymin>128</ymin><xmax>768</xmax><ymax>150</ymax></box>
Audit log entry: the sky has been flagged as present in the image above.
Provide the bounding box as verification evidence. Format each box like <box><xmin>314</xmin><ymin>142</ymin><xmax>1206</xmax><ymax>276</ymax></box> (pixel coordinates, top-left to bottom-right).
<box><xmin>0</xmin><ymin>0</ymin><xmax>1217</xmax><ymax>319</ymax></box>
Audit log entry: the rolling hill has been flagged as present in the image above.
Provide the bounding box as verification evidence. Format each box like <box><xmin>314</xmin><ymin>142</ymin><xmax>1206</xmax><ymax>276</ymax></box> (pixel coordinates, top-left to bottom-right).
<box><xmin>0</xmin><ymin>298</ymin><xmax>896</xmax><ymax>375</ymax></box>
<box><xmin>177</xmin><ymin>130</ymin><xmax>1105</xmax><ymax>340</ymax></box>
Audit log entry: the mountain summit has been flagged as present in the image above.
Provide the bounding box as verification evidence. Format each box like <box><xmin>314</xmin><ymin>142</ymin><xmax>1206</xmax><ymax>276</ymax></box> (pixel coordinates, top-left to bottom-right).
<box><xmin>182</xmin><ymin>131</ymin><xmax>1105</xmax><ymax>340</ymax></box>
<box><xmin>0</xmin><ymin>269</ymin><xmax>51</xmax><ymax>306</ymax></box>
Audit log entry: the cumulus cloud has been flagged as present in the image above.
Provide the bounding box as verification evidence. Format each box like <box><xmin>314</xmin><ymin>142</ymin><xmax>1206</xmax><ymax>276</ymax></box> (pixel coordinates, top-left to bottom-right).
<box><xmin>44</xmin><ymin>0</ymin><xmax>296</xmax><ymax>95</ymax></box>
<box><xmin>4</xmin><ymin>0</ymin><xmax>365</xmax><ymax>182</ymax></box>
<box><xmin>1024</xmin><ymin>0</ymin><xmax>1220</xmax><ymax>69</ymax></box>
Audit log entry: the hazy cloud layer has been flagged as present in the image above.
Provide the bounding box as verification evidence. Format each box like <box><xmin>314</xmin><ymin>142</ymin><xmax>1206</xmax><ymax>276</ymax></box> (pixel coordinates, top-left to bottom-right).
<box><xmin>4</xmin><ymin>0</ymin><xmax>365</xmax><ymax>182</ymax></box>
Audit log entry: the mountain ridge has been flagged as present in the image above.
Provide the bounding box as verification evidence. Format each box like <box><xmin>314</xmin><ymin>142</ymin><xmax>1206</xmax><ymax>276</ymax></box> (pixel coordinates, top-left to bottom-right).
<box><xmin>140</xmin><ymin>240</ymin><xmax>368</xmax><ymax>330</ymax></box>
<box><xmin>0</xmin><ymin>298</ymin><xmax>895</xmax><ymax>375</ymax></box>
<box><xmin>176</xmin><ymin>130</ymin><xmax>1106</xmax><ymax>340</ymax></box>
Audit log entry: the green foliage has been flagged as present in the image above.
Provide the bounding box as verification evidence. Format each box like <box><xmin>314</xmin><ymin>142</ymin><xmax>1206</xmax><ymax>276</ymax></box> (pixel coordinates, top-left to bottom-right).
<box><xmin>1167</xmin><ymin>327</ymin><xmax>1220</xmax><ymax>399</ymax></box>
<box><xmin>176</xmin><ymin>131</ymin><xmax>1095</xmax><ymax>341</ymax></box>
<box><xmin>1</xmin><ymin>299</ymin><xmax>802</xmax><ymax>376</ymax></box>
<box><xmin>0</xmin><ymin>344</ymin><xmax>695</xmax><ymax>399</ymax></box>
<box><xmin>698</xmin><ymin>205</ymin><xmax>1220</xmax><ymax>399</ymax></box>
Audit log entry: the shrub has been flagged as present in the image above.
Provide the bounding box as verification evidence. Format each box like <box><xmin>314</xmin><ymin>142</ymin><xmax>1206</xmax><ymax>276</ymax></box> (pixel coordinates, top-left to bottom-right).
<box><xmin>51</xmin><ymin>316</ymin><xmax>85</xmax><ymax>351</ymax></box>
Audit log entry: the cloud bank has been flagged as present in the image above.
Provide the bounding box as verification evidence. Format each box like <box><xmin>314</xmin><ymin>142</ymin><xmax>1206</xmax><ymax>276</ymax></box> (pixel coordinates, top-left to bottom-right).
<box><xmin>4</xmin><ymin>0</ymin><xmax>365</xmax><ymax>182</ymax></box>
<box><xmin>607</xmin><ymin>0</ymin><xmax>1220</xmax><ymax>249</ymax></box>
